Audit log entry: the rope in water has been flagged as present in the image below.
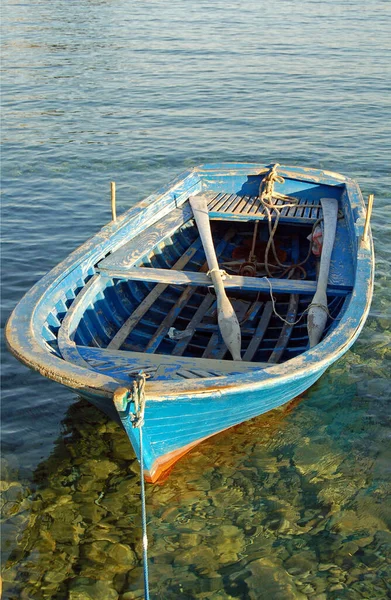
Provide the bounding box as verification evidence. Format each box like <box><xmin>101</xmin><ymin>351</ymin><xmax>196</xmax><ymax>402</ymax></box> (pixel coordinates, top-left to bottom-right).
<box><xmin>129</xmin><ymin>372</ymin><xmax>150</xmax><ymax>600</ymax></box>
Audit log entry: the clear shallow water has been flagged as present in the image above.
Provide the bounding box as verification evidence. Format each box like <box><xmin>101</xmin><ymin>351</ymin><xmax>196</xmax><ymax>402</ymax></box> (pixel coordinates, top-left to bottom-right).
<box><xmin>1</xmin><ymin>0</ymin><xmax>390</xmax><ymax>598</ymax></box>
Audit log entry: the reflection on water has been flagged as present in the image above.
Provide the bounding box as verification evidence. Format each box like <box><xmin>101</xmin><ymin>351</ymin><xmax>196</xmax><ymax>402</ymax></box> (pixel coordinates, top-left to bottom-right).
<box><xmin>2</xmin><ymin>344</ymin><xmax>390</xmax><ymax>598</ymax></box>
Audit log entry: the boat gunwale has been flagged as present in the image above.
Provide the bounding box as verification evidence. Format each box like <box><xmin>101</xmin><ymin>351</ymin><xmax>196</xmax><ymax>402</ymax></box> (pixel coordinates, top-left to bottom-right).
<box><xmin>5</xmin><ymin>164</ymin><xmax>374</xmax><ymax>401</ymax></box>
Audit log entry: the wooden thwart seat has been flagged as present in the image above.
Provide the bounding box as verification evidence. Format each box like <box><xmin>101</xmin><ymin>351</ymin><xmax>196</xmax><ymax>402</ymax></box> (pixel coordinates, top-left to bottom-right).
<box><xmin>77</xmin><ymin>345</ymin><xmax>268</xmax><ymax>379</ymax></box>
<box><xmin>98</xmin><ymin>266</ymin><xmax>352</xmax><ymax>297</ymax></box>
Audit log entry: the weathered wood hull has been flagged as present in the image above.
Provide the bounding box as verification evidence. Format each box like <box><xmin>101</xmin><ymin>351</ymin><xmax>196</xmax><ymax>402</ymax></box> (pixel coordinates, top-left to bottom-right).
<box><xmin>5</xmin><ymin>163</ymin><xmax>374</xmax><ymax>482</ymax></box>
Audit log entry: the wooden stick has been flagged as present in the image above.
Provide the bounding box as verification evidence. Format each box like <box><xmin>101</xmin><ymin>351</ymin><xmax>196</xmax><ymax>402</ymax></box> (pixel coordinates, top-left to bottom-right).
<box><xmin>189</xmin><ymin>195</ymin><xmax>242</xmax><ymax>361</ymax></box>
<box><xmin>111</xmin><ymin>181</ymin><xmax>117</xmax><ymax>221</ymax></box>
<box><xmin>307</xmin><ymin>197</ymin><xmax>338</xmax><ymax>347</ymax></box>
<box><xmin>363</xmin><ymin>193</ymin><xmax>374</xmax><ymax>243</ymax></box>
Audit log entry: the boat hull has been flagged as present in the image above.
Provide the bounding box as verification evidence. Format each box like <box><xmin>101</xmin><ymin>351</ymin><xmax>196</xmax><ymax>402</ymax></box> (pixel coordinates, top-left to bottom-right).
<box><xmin>5</xmin><ymin>163</ymin><xmax>374</xmax><ymax>482</ymax></box>
<box><xmin>117</xmin><ymin>367</ymin><xmax>328</xmax><ymax>482</ymax></box>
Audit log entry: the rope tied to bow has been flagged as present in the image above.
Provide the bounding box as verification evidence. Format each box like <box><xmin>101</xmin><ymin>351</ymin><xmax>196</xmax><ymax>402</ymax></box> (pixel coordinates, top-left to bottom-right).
<box><xmin>258</xmin><ymin>162</ymin><xmax>292</xmax><ymax>204</ymax></box>
<box><xmin>127</xmin><ymin>371</ymin><xmax>150</xmax><ymax>600</ymax></box>
<box><xmin>129</xmin><ymin>371</ymin><xmax>148</xmax><ymax>428</ymax></box>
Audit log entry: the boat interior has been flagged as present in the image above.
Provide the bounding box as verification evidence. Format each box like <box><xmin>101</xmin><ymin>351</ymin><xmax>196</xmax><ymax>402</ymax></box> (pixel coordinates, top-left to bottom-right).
<box><xmin>43</xmin><ymin>172</ymin><xmax>356</xmax><ymax>384</ymax></box>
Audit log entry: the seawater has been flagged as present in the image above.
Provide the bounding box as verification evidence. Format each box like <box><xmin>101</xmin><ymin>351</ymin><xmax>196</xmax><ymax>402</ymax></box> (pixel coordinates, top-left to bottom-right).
<box><xmin>1</xmin><ymin>1</ymin><xmax>390</xmax><ymax>598</ymax></box>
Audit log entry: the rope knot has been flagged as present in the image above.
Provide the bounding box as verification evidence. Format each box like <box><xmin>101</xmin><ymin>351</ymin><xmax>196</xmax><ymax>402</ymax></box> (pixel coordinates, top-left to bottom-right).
<box><xmin>206</xmin><ymin>268</ymin><xmax>232</xmax><ymax>280</ymax></box>
<box><xmin>130</xmin><ymin>371</ymin><xmax>149</xmax><ymax>428</ymax></box>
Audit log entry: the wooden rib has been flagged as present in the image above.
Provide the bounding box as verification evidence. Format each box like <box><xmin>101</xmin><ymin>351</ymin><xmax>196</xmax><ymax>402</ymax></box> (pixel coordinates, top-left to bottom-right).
<box><xmin>145</xmin><ymin>230</ymin><xmax>235</xmax><ymax>354</ymax></box>
<box><xmin>145</xmin><ymin>274</ymin><xmax>207</xmax><ymax>354</ymax></box>
<box><xmin>202</xmin><ymin>331</ymin><xmax>227</xmax><ymax>359</ymax></box>
<box><xmin>268</xmin><ymin>294</ymin><xmax>299</xmax><ymax>364</ymax></box>
<box><xmin>242</xmin><ymin>301</ymin><xmax>273</xmax><ymax>361</ymax></box>
<box><xmin>171</xmin><ymin>294</ymin><xmax>215</xmax><ymax>356</ymax></box>
<box><xmin>57</xmin><ymin>274</ymin><xmax>102</xmax><ymax>367</ymax></box>
<box><xmin>202</xmin><ymin>298</ymin><xmax>249</xmax><ymax>360</ymax></box>
<box><xmin>107</xmin><ymin>237</ymin><xmax>203</xmax><ymax>350</ymax></box>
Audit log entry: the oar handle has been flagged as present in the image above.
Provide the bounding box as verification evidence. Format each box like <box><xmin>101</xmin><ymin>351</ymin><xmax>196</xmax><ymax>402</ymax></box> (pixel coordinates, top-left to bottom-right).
<box><xmin>307</xmin><ymin>197</ymin><xmax>338</xmax><ymax>347</ymax></box>
<box><xmin>190</xmin><ymin>195</ymin><xmax>242</xmax><ymax>360</ymax></box>
<box><xmin>316</xmin><ymin>197</ymin><xmax>338</xmax><ymax>295</ymax></box>
<box><xmin>189</xmin><ymin>195</ymin><xmax>220</xmax><ymax>271</ymax></box>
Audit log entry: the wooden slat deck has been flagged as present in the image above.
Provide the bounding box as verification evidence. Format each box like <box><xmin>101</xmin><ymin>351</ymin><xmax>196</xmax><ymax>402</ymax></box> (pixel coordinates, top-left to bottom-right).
<box><xmin>206</xmin><ymin>192</ymin><xmax>322</xmax><ymax>224</ymax></box>
<box><xmin>171</xmin><ymin>294</ymin><xmax>215</xmax><ymax>356</ymax></box>
<box><xmin>202</xmin><ymin>298</ymin><xmax>250</xmax><ymax>359</ymax></box>
<box><xmin>144</xmin><ymin>230</ymin><xmax>235</xmax><ymax>354</ymax></box>
<box><xmin>107</xmin><ymin>236</ymin><xmax>204</xmax><ymax>350</ymax></box>
<box><xmin>242</xmin><ymin>301</ymin><xmax>273</xmax><ymax>361</ymax></box>
<box><xmin>268</xmin><ymin>294</ymin><xmax>299</xmax><ymax>363</ymax></box>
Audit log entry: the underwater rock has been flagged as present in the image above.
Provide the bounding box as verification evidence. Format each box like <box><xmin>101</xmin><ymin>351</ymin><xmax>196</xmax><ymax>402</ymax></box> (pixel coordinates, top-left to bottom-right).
<box><xmin>245</xmin><ymin>557</ymin><xmax>307</xmax><ymax>600</ymax></box>
<box><xmin>95</xmin><ymin>491</ymin><xmax>128</xmax><ymax>516</ymax></box>
<box><xmin>212</xmin><ymin>524</ymin><xmax>246</xmax><ymax>564</ymax></box>
<box><xmin>120</xmin><ymin>591</ymin><xmax>143</xmax><ymax>600</ymax></box>
<box><xmin>82</xmin><ymin>540</ymin><xmax>109</xmax><ymax>564</ymax></box>
<box><xmin>293</xmin><ymin>441</ymin><xmax>343</xmax><ymax>482</ymax></box>
<box><xmin>81</xmin><ymin>459</ymin><xmax>119</xmax><ymax>480</ymax></box>
<box><xmin>108</xmin><ymin>542</ymin><xmax>137</xmax><ymax>568</ymax></box>
<box><xmin>173</xmin><ymin>544</ymin><xmax>217</xmax><ymax>571</ymax></box>
<box><xmin>208</xmin><ymin>485</ymin><xmax>244</xmax><ymax>508</ymax></box>
<box><xmin>69</xmin><ymin>577</ymin><xmax>119</xmax><ymax>600</ymax></box>
<box><xmin>284</xmin><ymin>551</ymin><xmax>317</xmax><ymax>577</ymax></box>
<box><xmin>328</xmin><ymin>509</ymin><xmax>386</xmax><ymax>547</ymax></box>
<box><xmin>78</xmin><ymin>500</ymin><xmax>107</xmax><ymax>523</ymax></box>
<box><xmin>177</xmin><ymin>532</ymin><xmax>202</xmax><ymax>549</ymax></box>
<box><xmin>308</xmin><ymin>576</ymin><xmax>328</xmax><ymax>594</ymax></box>
<box><xmin>111</xmin><ymin>437</ymin><xmax>135</xmax><ymax>462</ymax></box>
<box><xmin>316</xmin><ymin>478</ymin><xmax>360</xmax><ymax>510</ymax></box>
<box><xmin>76</xmin><ymin>475</ymin><xmax>105</xmax><ymax>493</ymax></box>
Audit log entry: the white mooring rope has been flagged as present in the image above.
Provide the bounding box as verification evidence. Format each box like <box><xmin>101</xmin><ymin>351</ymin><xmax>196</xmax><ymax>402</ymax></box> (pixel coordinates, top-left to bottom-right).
<box><xmin>129</xmin><ymin>371</ymin><xmax>150</xmax><ymax>600</ymax></box>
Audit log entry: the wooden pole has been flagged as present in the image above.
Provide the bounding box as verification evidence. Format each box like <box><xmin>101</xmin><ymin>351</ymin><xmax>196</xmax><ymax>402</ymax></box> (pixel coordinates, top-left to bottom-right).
<box><xmin>307</xmin><ymin>197</ymin><xmax>338</xmax><ymax>348</ymax></box>
<box><xmin>363</xmin><ymin>194</ymin><xmax>374</xmax><ymax>243</ymax></box>
<box><xmin>111</xmin><ymin>181</ymin><xmax>117</xmax><ymax>221</ymax></box>
<box><xmin>189</xmin><ymin>195</ymin><xmax>242</xmax><ymax>360</ymax></box>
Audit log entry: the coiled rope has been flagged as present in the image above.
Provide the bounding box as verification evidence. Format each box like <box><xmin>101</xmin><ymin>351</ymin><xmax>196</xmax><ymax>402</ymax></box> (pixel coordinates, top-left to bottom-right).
<box><xmin>254</xmin><ymin>164</ymin><xmax>325</xmax><ymax>279</ymax></box>
<box><xmin>253</xmin><ymin>164</ymin><xmax>340</xmax><ymax>326</ymax></box>
<box><xmin>129</xmin><ymin>372</ymin><xmax>150</xmax><ymax>600</ymax></box>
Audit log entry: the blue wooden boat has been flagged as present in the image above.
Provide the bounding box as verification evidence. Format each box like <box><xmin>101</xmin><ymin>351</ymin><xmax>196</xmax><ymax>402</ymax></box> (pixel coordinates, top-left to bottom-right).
<box><xmin>6</xmin><ymin>163</ymin><xmax>374</xmax><ymax>482</ymax></box>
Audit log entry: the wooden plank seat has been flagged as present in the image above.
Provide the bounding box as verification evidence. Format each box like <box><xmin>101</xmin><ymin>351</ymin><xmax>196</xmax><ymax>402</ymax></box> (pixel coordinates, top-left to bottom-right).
<box><xmin>77</xmin><ymin>345</ymin><xmax>268</xmax><ymax>382</ymax></box>
<box><xmin>97</xmin><ymin>266</ymin><xmax>352</xmax><ymax>296</ymax></box>
<box><xmin>206</xmin><ymin>192</ymin><xmax>323</xmax><ymax>225</ymax></box>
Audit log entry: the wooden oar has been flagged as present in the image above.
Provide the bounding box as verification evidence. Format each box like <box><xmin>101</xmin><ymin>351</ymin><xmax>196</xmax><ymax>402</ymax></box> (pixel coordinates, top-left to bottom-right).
<box><xmin>307</xmin><ymin>197</ymin><xmax>339</xmax><ymax>347</ymax></box>
<box><xmin>189</xmin><ymin>195</ymin><xmax>242</xmax><ymax>360</ymax></box>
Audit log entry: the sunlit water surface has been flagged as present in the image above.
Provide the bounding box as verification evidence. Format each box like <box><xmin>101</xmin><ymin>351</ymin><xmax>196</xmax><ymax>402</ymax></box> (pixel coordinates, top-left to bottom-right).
<box><xmin>1</xmin><ymin>1</ymin><xmax>390</xmax><ymax>598</ymax></box>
